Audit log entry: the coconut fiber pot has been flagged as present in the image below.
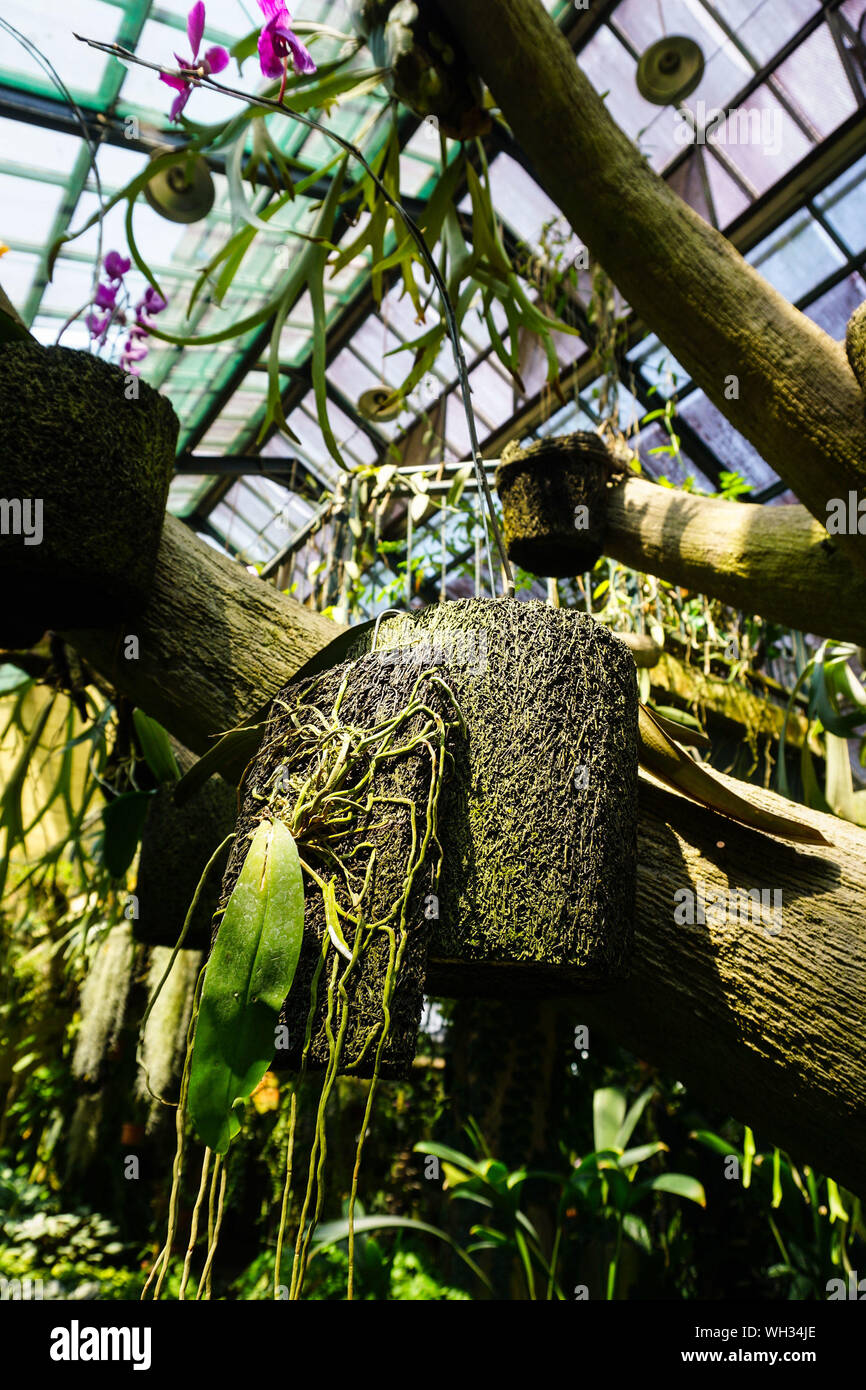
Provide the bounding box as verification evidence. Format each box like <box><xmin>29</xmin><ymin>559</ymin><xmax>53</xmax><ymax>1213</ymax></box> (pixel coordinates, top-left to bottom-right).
<box><xmin>134</xmin><ymin>745</ymin><xmax>237</xmax><ymax>951</ymax></box>
<box><xmin>351</xmin><ymin>599</ymin><xmax>639</xmax><ymax>996</ymax></box>
<box><xmin>220</xmin><ymin>655</ymin><xmax>454</xmax><ymax>1079</ymax></box>
<box><xmin>0</xmin><ymin>342</ymin><xmax>178</xmax><ymax>647</ymax></box>
<box><xmin>496</xmin><ymin>432</ymin><xmax>612</xmax><ymax>578</ymax></box>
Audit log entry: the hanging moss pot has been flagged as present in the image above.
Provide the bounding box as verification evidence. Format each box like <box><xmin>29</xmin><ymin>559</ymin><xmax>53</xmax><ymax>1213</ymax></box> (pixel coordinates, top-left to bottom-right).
<box><xmin>351</xmin><ymin>599</ymin><xmax>640</xmax><ymax>997</ymax></box>
<box><xmin>496</xmin><ymin>432</ymin><xmax>612</xmax><ymax>578</ymax></box>
<box><xmin>134</xmin><ymin>745</ymin><xmax>237</xmax><ymax>951</ymax></box>
<box><xmin>223</xmin><ymin>598</ymin><xmax>638</xmax><ymax>1080</ymax></box>
<box><xmin>0</xmin><ymin>342</ymin><xmax>178</xmax><ymax>648</ymax></box>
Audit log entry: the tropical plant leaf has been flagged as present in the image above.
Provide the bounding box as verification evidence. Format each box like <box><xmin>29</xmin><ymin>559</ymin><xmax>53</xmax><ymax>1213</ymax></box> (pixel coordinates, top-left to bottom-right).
<box><xmin>638</xmin><ymin>704</ymin><xmax>830</xmax><ymax>844</ymax></box>
<box><xmin>188</xmin><ymin>819</ymin><xmax>304</xmax><ymax>1154</ymax></box>
<box><xmin>100</xmin><ymin>789</ymin><xmax>155</xmax><ymax>879</ymax></box>
<box><xmin>635</xmin><ymin>1173</ymin><xmax>706</xmax><ymax>1207</ymax></box>
<box><xmin>311</xmin><ymin>1213</ymin><xmax>494</xmax><ymax>1292</ymax></box>
<box><xmin>133</xmin><ymin>709</ymin><xmax>180</xmax><ymax>785</ymax></box>
<box><xmin>593</xmin><ymin>1087</ymin><xmax>627</xmax><ymax>1153</ymax></box>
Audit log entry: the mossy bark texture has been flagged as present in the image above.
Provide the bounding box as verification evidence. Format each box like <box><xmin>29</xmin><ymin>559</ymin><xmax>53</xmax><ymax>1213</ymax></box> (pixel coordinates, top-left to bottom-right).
<box><xmin>494</xmin><ymin>449</ymin><xmax>866</xmax><ymax>648</ymax></box>
<box><xmin>497</xmin><ymin>433</ymin><xmax>610</xmax><ymax>577</ymax></box>
<box><xmin>439</xmin><ymin>0</ymin><xmax>866</xmax><ymax>578</ymax></box>
<box><xmin>351</xmin><ymin>598</ymin><xmax>639</xmax><ymax>987</ymax></box>
<box><xmin>0</xmin><ymin>344</ymin><xmax>178</xmax><ymax>644</ymax></box>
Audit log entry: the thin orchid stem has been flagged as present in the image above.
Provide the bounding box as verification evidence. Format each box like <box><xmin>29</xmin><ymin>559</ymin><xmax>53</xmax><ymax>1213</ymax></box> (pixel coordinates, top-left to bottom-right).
<box><xmin>72</xmin><ymin>32</ymin><xmax>514</xmax><ymax>598</ymax></box>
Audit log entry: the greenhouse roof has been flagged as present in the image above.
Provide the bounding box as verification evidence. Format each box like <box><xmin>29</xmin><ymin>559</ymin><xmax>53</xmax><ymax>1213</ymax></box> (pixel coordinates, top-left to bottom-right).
<box><xmin>2</xmin><ymin>0</ymin><xmax>866</xmax><ymax>580</ymax></box>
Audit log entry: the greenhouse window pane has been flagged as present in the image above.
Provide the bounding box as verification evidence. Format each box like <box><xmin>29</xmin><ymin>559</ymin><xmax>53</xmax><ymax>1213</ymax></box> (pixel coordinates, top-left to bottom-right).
<box><xmin>772</xmin><ymin>23</ymin><xmax>858</xmax><ymax>140</ymax></box>
<box><xmin>747</xmin><ymin>211</ymin><xmax>846</xmax><ymax>303</ymax></box>
<box><xmin>613</xmin><ymin>0</ymin><xmax>755</xmax><ymax>114</ymax></box>
<box><xmin>713</xmin><ymin>0</ymin><xmax>821</xmax><ymax>66</ymax></box>
<box><xmin>804</xmin><ymin>272</ymin><xmax>866</xmax><ymax>339</ymax></box>
<box><xmin>0</xmin><ymin>0</ymin><xmax>118</xmax><ymax>100</ymax></box>
<box><xmin>815</xmin><ymin>151</ymin><xmax>866</xmax><ymax>255</ymax></box>
<box><xmin>678</xmin><ymin>392</ymin><xmax>781</xmax><ymax>492</ymax></box>
<box><xmin>708</xmin><ymin>86</ymin><xmax>813</xmax><ymax>196</ymax></box>
<box><xmin>0</xmin><ymin>173</ymin><xmax>64</xmax><ymax>244</ymax></box>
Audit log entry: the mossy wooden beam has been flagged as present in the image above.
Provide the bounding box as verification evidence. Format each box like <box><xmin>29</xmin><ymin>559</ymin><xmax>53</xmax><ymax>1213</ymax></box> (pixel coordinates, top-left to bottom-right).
<box><xmin>650</xmin><ymin>651</ymin><xmax>817</xmax><ymax>753</ymax></box>
<box><xmin>500</xmin><ymin>464</ymin><xmax>866</xmax><ymax>646</ymax></box>
<box><xmin>63</xmin><ymin>515</ymin><xmax>338</xmax><ymax>756</ymax></box>
<box><xmin>430</xmin><ymin>774</ymin><xmax>866</xmax><ymax>1197</ymax></box>
<box><xmin>63</xmin><ymin>519</ymin><xmax>866</xmax><ymax>1192</ymax></box>
<box><xmin>438</xmin><ymin>0</ymin><xmax>866</xmax><ymax>578</ymax></box>
<box><xmin>605</xmin><ymin>478</ymin><xmax>866</xmax><ymax>644</ymax></box>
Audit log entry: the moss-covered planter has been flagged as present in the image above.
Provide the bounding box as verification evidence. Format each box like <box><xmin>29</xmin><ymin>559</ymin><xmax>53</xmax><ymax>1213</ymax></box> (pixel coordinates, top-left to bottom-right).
<box><xmin>0</xmin><ymin>342</ymin><xmax>178</xmax><ymax>647</ymax></box>
<box><xmin>221</xmin><ymin>656</ymin><xmax>453</xmax><ymax>1078</ymax></box>
<box><xmin>352</xmin><ymin>598</ymin><xmax>639</xmax><ymax>991</ymax></box>
<box><xmin>134</xmin><ymin>746</ymin><xmax>237</xmax><ymax>950</ymax></box>
<box><xmin>496</xmin><ymin>432</ymin><xmax>611</xmax><ymax>578</ymax></box>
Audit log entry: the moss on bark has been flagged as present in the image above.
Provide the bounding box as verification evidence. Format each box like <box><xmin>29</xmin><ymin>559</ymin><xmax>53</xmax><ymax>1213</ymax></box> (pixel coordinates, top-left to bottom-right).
<box><xmin>0</xmin><ymin>343</ymin><xmax>178</xmax><ymax>645</ymax></box>
<box><xmin>497</xmin><ymin>433</ymin><xmax>611</xmax><ymax>577</ymax></box>
<box><xmin>221</xmin><ymin>655</ymin><xmax>455</xmax><ymax>1078</ymax></box>
<box><xmin>351</xmin><ymin>598</ymin><xmax>639</xmax><ymax>987</ymax></box>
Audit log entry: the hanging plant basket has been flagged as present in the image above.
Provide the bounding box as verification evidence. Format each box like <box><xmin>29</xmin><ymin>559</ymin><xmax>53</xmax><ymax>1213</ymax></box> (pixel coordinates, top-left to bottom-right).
<box><xmin>215</xmin><ymin>598</ymin><xmax>637</xmax><ymax>1081</ymax></box>
<box><xmin>134</xmin><ymin>746</ymin><xmax>237</xmax><ymax>951</ymax></box>
<box><xmin>0</xmin><ymin>342</ymin><xmax>178</xmax><ymax>647</ymax></box>
<box><xmin>496</xmin><ymin>432</ymin><xmax>612</xmax><ymax>578</ymax></box>
<box><xmin>351</xmin><ymin>598</ymin><xmax>639</xmax><ymax>992</ymax></box>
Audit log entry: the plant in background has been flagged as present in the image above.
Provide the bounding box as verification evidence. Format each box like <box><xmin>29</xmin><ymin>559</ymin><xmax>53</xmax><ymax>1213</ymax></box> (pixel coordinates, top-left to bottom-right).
<box><xmin>692</xmin><ymin>1125</ymin><xmax>866</xmax><ymax>1300</ymax></box>
<box><xmin>78</xmin><ymin>252</ymin><xmax>169</xmax><ymax>371</ymax></box>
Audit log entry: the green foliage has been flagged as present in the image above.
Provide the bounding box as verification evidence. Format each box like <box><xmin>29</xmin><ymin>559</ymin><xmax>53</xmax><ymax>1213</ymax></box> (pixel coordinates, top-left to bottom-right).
<box><xmin>0</xmin><ymin>1165</ymin><xmax>139</xmax><ymax>1299</ymax></box>
<box><xmin>188</xmin><ymin>821</ymin><xmax>304</xmax><ymax>1154</ymax></box>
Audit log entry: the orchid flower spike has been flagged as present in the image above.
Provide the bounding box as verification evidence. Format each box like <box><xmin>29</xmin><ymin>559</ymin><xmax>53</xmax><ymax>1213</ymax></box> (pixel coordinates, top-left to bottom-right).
<box><xmin>257</xmin><ymin>1</ymin><xmax>315</xmax><ymax>102</ymax></box>
<box><xmin>160</xmin><ymin>2</ymin><xmax>230</xmax><ymax>123</ymax></box>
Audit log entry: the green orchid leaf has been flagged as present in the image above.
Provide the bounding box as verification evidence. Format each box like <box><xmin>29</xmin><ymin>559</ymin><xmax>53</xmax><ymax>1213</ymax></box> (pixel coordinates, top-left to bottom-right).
<box><xmin>100</xmin><ymin>789</ymin><xmax>155</xmax><ymax>879</ymax></box>
<box><xmin>132</xmin><ymin>709</ymin><xmax>180</xmax><ymax>785</ymax></box>
<box><xmin>188</xmin><ymin>819</ymin><xmax>304</xmax><ymax>1155</ymax></box>
<box><xmin>593</xmin><ymin>1086</ymin><xmax>627</xmax><ymax>1153</ymax></box>
<box><xmin>635</xmin><ymin>1173</ymin><xmax>706</xmax><ymax>1207</ymax></box>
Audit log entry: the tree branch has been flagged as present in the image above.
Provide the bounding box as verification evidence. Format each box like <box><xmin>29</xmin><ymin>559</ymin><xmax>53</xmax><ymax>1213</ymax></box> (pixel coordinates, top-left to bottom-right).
<box><xmin>439</xmin><ymin>0</ymin><xmax>866</xmax><ymax>576</ymax></box>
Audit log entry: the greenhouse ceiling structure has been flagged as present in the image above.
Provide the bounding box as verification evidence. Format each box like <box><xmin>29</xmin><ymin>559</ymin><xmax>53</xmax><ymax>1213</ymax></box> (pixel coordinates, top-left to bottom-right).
<box><xmin>3</xmin><ymin>0</ymin><xmax>866</xmax><ymax>587</ymax></box>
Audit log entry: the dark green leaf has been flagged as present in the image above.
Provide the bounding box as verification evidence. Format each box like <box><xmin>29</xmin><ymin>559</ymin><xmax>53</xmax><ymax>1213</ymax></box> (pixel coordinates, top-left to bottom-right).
<box><xmin>188</xmin><ymin>819</ymin><xmax>304</xmax><ymax>1154</ymax></box>
<box><xmin>101</xmin><ymin>789</ymin><xmax>155</xmax><ymax>878</ymax></box>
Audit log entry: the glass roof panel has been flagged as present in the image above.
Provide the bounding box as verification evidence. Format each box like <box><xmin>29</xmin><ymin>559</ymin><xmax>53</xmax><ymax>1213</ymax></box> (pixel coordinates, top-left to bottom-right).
<box><xmin>747</xmin><ymin>210</ymin><xmax>847</xmax><ymax>302</ymax></box>
<box><xmin>2</xmin><ymin>0</ymin><xmax>865</xmax><ymax>560</ymax></box>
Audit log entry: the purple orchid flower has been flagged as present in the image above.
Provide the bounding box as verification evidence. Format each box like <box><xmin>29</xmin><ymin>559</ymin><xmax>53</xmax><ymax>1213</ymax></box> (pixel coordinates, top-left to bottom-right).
<box><xmin>160</xmin><ymin>2</ymin><xmax>230</xmax><ymax>123</ymax></box>
<box><xmin>257</xmin><ymin>1</ymin><xmax>316</xmax><ymax>100</ymax></box>
<box><xmin>93</xmin><ymin>282</ymin><xmax>118</xmax><ymax>310</ymax></box>
<box><xmin>86</xmin><ymin>311</ymin><xmax>110</xmax><ymax>339</ymax></box>
<box><xmin>140</xmin><ymin>286</ymin><xmax>168</xmax><ymax>317</ymax></box>
<box><xmin>104</xmin><ymin>250</ymin><xmax>132</xmax><ymax>280</ymax></box>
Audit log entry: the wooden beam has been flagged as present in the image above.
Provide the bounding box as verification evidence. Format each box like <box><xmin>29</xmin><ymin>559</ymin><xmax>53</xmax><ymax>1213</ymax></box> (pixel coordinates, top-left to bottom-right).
<box><xmin>604</xmin><ymin>477</ymin><xmax>866</xmax><ymax>645</ymax></box>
